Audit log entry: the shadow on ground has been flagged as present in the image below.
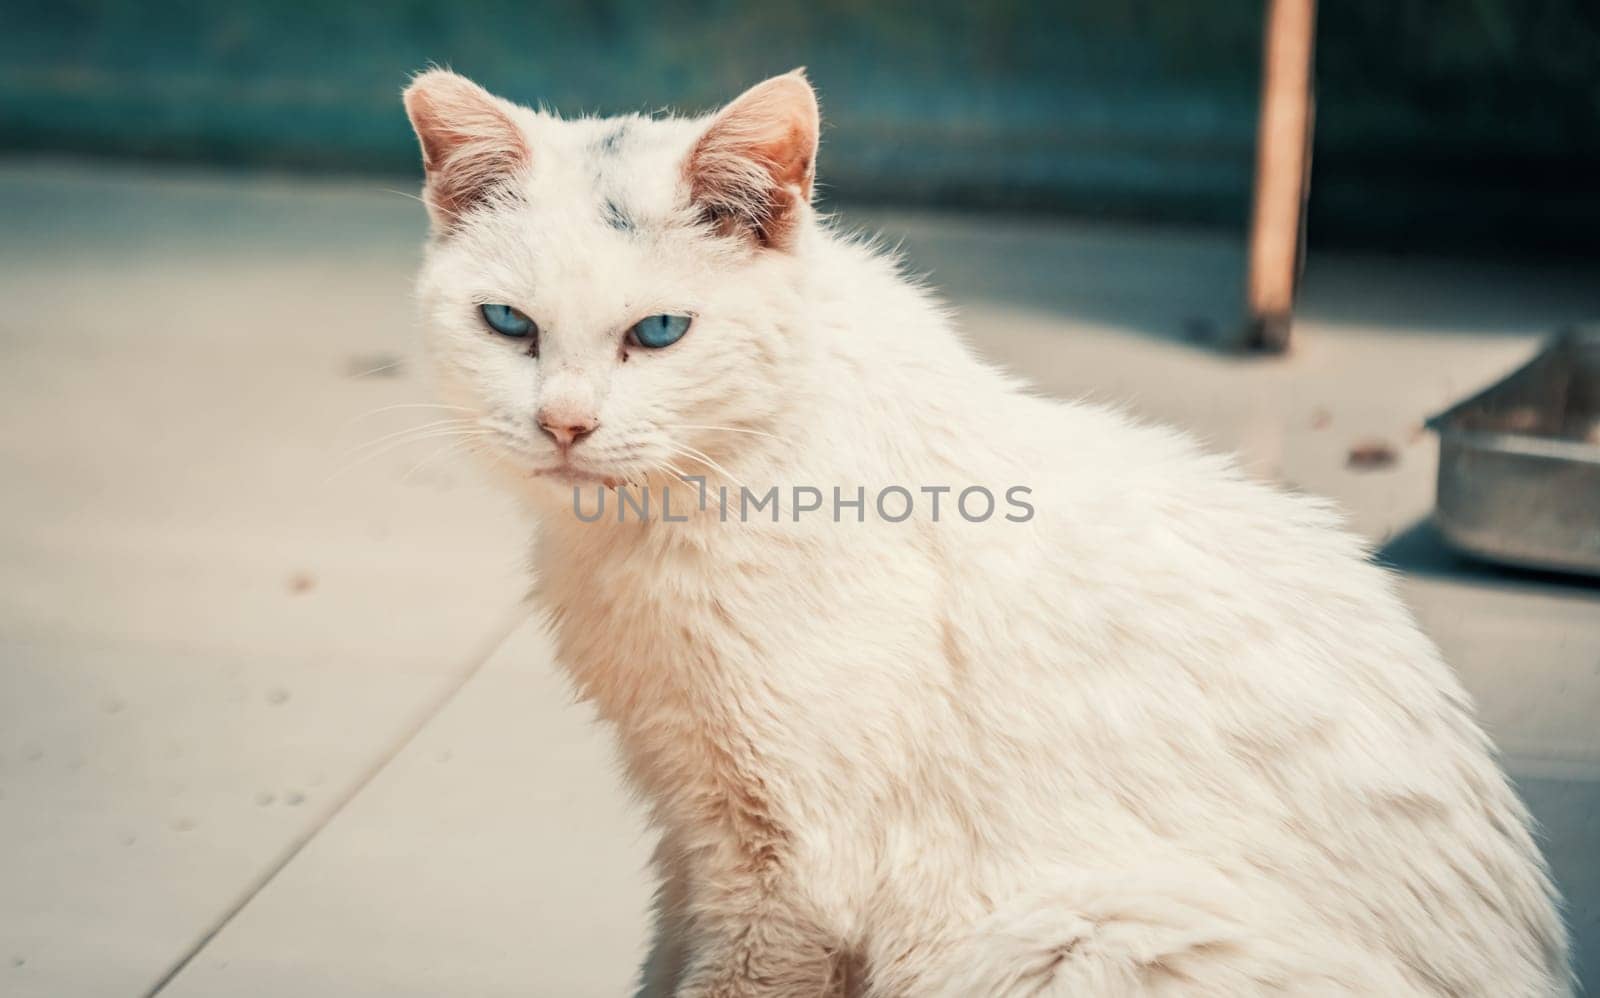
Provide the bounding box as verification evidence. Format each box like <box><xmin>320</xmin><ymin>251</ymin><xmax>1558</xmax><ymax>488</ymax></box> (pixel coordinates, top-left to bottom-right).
<box><xmin>1380</xmin><ymin>519</ymin><xmax>1600</xmax><ymax>595</ymax></box>
<box><xmin>1518</xmin><ymin>776</ymin><xmax>1600</xmax><ymax>992</ymax></box>
<box><xmin>856</xmin><ymin>206</ymin><xmax>1600</xmax><ymax>355</ymax></box>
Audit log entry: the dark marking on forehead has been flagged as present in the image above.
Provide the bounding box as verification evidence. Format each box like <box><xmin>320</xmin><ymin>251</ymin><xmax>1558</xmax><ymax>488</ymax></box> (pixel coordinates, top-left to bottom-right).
<box><xmin>589</xmin><ymin>118</ymin><xmax>644</xmax><ymax>234</ymax></box>
<box><xmin>595</xmin><ymin>122</ymin><xmax>630</xmax><ymax>157</ymax></box>
<box><xmin>601</xmin><ymin>196</ymin><xmax>636</xmax><ymax>233</ymax></box>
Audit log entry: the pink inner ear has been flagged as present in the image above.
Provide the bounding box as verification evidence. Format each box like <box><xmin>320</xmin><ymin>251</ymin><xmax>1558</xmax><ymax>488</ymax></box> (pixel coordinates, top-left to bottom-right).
<box><xmin>403</xmin><ymin>72</ymin><xmax>529</xmax><ymax>230</ymax></box>
<box><xmin>687</xmin><ymin>73</ymin><xmax>820</xmax><ymax>247</ymax></box>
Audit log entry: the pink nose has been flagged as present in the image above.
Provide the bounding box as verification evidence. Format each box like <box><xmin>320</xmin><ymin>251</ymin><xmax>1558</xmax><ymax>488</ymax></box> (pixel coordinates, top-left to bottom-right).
<box><xmin>537</xmin><ymin>408</ymin><xmax>599</xmax><ymax>448</ymax></box>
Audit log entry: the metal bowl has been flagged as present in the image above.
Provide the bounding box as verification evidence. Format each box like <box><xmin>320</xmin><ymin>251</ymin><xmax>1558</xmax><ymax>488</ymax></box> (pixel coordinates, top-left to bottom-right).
<box><xmin>1427</xmin><ymin>327</ymin><xmax>1600</xmax><ymax>576</ymax></box>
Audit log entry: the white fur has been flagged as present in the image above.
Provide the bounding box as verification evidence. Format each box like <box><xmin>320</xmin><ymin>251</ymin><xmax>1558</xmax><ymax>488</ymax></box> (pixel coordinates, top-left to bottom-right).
<box><xmin>408</xmin><ymin>72</ymin><xmax>1569</xmax><ymax>997</ymax></box>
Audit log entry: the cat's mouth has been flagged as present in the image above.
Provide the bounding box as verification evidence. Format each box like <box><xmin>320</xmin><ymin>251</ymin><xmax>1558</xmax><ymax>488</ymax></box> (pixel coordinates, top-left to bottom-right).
<box><xmin>531</xmin><ymin>463</ymin><xmax>625</xmax><ymax>489</ymax></box>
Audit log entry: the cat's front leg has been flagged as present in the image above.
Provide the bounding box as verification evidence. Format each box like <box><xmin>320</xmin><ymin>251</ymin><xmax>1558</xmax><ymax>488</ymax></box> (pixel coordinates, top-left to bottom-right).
<box><xmin>671</xmin><ymin>869</ymin><xmax>842</xmax><ymax>998</ymax></box>
<box><xmin>635</xmin><ymin>838</ymin><xmax>694</xmax><ymax>998</ymax></box>
<box><xmin>675</xmin><ymin>927</ymin><xmax>840</xmax><ymax>998</ymax></box>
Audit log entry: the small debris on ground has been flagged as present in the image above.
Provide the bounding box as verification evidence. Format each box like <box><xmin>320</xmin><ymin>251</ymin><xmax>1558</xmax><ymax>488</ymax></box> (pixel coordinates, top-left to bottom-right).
<box><xmin>1310</xmin><ymin>408</ymin><xmax>1331</xmax><ymax>430</ymax></box>
<box><xmin>1346</xmin><ymin>439</ymin><xmax>1398</xmax><ymax>470</ymax></box>
<box><xmin>285</xmin><ymin>790</ymin><xmax>306</xmax><ymax>806</ymax></box>
<box><xmin>264</xmin><ymin>687</ymin><xmax>290</xmax><ymax>706</ymax></box>
<box><xmin>287</xmin><ymin>571</ymin><xmax>316</xmax><ymax>594</ymax></box>
<box><xmin>342</xmin><ymin>353</ymin><xmax>406</xmax><ymax>379</ymax></box>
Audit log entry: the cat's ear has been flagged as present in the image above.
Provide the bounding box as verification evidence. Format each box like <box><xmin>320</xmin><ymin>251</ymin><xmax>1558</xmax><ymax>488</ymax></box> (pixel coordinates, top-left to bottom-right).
<box><xmin>687</xmin><ymin>70</ymin><xmax>820</xmax><ymax>249</ymax></box>
<box><xmin>402</xmin><ymin>69</ymin><xmax>530</xmax><ymax>232</ymax></box>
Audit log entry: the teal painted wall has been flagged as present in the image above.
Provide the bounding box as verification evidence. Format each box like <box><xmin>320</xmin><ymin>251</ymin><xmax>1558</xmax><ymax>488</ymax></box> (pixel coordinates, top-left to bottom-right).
<box><xmin>2</xmin><ymin>1</ymin><xmax>1596</xmax><ymax>253</ymax></box>
<box><xmin>1315</xmin><ymin>2</ymin><xmax>1600</xmax><ymax>255</ymax></box>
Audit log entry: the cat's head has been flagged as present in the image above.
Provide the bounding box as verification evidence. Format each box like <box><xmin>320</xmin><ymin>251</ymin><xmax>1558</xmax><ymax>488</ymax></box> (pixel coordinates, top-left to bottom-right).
<box><xmin>403</xmin><ymin>68</ymin><xmax>820</xmax><ymax>500</ymax></box>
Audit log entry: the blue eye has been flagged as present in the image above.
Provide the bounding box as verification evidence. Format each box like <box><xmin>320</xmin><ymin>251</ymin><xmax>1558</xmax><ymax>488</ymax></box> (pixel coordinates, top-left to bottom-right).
<box><xmin>480</xmin><ymin>303</ymin><xmax>535</xmax><ymax>338</ymax></box>
<box><xmin>629</xmin><ymin>314</ymin><xmax>692</xmax><ymax>349</ymax></box>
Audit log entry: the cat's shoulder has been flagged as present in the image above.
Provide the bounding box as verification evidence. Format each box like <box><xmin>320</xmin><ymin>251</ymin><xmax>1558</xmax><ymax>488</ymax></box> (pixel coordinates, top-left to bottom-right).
<box><xmin>1019</xmin><ymin>395</ymin><xmax>1361</xmax><ymax>558</ymax></box>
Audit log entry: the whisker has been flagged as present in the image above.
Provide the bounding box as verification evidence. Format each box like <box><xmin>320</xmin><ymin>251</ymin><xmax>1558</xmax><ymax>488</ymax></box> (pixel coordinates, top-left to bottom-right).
<box><xmin>655</xmin><ymin>460</ymin><xmax>704</xmax><ymax>496</ymax></box>
<box><xmin>380</xmin><ymin>187</ymin><xmax>470</xmax><ymax>224</ymax></box>
<box><xmin>664</xmin><ymin>423</ymin><xmax>792</xmax><ymax>445</ymax></box>
<box><xmin>667</xmin><ymin>442</ymin><xmax>748</xmax><ymax>487</ymax></box>
<box><xmin>325</xmin><ymin>427</ymin><xmax>490</xmax><ymax>484</ymax></box>
<box><xmin>400</xmin><ymin>436</ymin><xmax>485</xmax><ymax>484</ymax></box>
<box><xmin>341</xmin><ymin>417</ymin><xmax>479</xmax><ymax>459</ymax></box>
<box><xmin>337</xmin><ymin>402</ymin><xmax>477</xmax><ymax>436</ymax></box>
<box><xmin>661</xmin><ymin>442</ymin><xmax>785</xmax><ymax>522</ymax></box>
<box><xmin>343</xmin><ymin>426</ymin><xmax>486</xmax><ymax>465</ymax></box>
<box><xmin>346</xmin><ymin>358</ymin><xmax>405</xmax><ymax>379</ymax></box>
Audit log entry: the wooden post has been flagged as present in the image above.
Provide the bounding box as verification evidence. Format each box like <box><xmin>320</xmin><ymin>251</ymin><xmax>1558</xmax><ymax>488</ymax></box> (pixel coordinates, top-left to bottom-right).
<box><xmin>1245</xmin><ymin>0</ymin><xmax>1317</xmax><ymax>351</ymax></box>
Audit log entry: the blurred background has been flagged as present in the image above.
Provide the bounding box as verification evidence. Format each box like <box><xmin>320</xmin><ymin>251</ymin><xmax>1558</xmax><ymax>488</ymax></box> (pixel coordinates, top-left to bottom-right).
<box><xmin>1</xmin><ymin>3</ymin><xmax>1597</xmax><ymax>997</ymax></box>
<box><xmin>6</xmin><ymin>0</ymin><xmax>1600</xmax><ymax>251</ymax></box>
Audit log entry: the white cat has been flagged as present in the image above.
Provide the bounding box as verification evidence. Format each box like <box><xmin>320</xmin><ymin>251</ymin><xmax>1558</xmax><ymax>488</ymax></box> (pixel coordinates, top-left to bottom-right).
<box><xmin>403</xmin><ymin>69</ymin><xmax>1569</xmax><ymax>997</ymax></box>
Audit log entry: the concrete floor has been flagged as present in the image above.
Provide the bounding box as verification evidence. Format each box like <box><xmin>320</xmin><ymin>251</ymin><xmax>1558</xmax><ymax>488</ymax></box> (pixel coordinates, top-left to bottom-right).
<box><xmin>0</xmin><ymin>162</ymin><xmax>1596</xmax><ymax>996</ymax></box>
